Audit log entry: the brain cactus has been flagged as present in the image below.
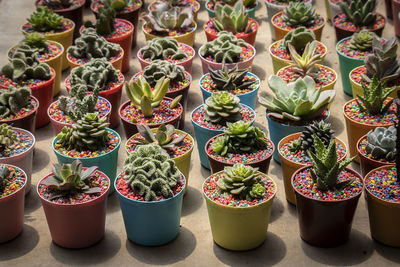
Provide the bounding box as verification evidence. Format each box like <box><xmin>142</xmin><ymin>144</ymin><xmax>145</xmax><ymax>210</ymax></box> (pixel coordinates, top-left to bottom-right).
<box><xmin>27</xmin><ymin>7</ymin><xmax>63</xmax><ymax>32</ymax></box>
<box><xmin>217</xmin><ymin>163</ymin><xmax>265</xmax><ymax>200</ymax></box>
<box><xmin>366</xmin><ymin>126</ymin><xmax>396</xmax><ymax>161</ymax></box>
<box><xmin>349</xmin><ymin>30</ymin><xmax>376</xmax><ymax>51</ymax></box>
<box><xmin>283</xmin><ymin>27</ymin><xmax>316</xmax><ymax>51</ymax></box>
<box><xmin>139</xmin><ymin>38</ymin><xmax>186</xmax><ymax>61</ymax></box>
<box><xmin>143</xmin><ymin>60</ymin><xmax>186</xmax><ymax>87</ymax></box>
<box><xmin>340</xmin><ymin>0</ymin><xmax>377</xmax><ymax>26</ymax></box>
<box><xmin>204</xmin><ymin>91</ymin><xmax>242</xmax><ymax>124</ymax></box>
<box><xmin>282</xmin><ymin>2</ymin><xmax>316</xmax><ymax>27</ymax></box>
<box><xmin>0</xmin><ymin>86</ymin><xmax>32</xmax><ymax>118</ymax></box>
<box><xmin>213</xmin><ymin>1</ymin><xmax>251</xmax><ymax>34</ymax></box>
<box><xmin>0</xmin><ymin>165</ymin><xmax>10</xmax><ymax>194</ymax></box>
<box><xmin>289</xmin><ymin>121</ymin><xmax>334</xmax><ymax>153</ymax></box>
<box><xmin>123</xmin><ymin>144</ymin><xmax>182</xmax><ymax>201</ymax></box>
<box><xmin>84</xmin><ymin>2</ymin><xmax>116</xmax><ymax>35</ymax></box>
<box><xmin>209</xmin><ymin>64</ymin><xmax>255</xmax><ymax>91</ymax></box>
<box><xmin>0</xmin><ymin>124</ymin><xmax>19</xmax><ymax>157</ymax></box>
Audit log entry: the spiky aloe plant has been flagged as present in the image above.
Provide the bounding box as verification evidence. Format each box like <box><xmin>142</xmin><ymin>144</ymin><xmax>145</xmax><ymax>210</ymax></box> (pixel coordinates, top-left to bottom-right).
<box><xmin>340</xmin><ymin>0</ymin><xmax>377</xmax><ymax>26</ymax></box>
<box><xmin>208</xmin><ymin>64</ymin><xmax>255</xmax><ymax>91</ymax></box>
<box><xmin>213</xmin><ymin>1</ymin><xmax>251</xmax><ymax>34</ymax></box>
<box><xmin>287</xmin><ymin>40</ymin><xmax>322</xmax><ymax>78</ymax></box>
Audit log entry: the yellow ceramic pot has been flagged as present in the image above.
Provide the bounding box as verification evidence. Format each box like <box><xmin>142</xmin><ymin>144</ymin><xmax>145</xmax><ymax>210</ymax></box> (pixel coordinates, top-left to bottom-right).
<box><xmin>66</xmin><ymin>47</ymin><xmax>124</xmax><ymax>71</ymax></box>
<box><xmin>142</xmin><ymin>22</ymin><xmax>197</xmax><ymax>47</ymax></box>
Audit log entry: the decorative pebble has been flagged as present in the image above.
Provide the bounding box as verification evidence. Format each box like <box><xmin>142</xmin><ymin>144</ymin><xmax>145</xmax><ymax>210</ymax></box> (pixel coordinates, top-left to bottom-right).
<box><xmin>273</xmin><ymin>12</ymin><xmax>324</xmax><ymax>31</ymax></box>
<box><xmin>200</xmin><ymin>73</ymin><xmax>258</xmax><ymax>95</ymax></box>
<box><xmin>204</xmin><ymin>45</ymin><xmax>255</xmax><ymax>63</ymax></box>
<box><xmin>92</xmin><ymin>0</ymin><xmax>142</xmax><ymax>13</ymax></box>
<box><xmin>0</xmin><ymin>75</ymin><xmax>50</xmax><ymax>89</ymax></box>
<box><xmin>204</xmin><ymin>18</ymin><xmax>258</xmax><ymax>37</ymax></box>
<box><xmin>333</xmin><ymin>13</ymin><xmax>385</xmax><ymax>32</ymax></box>
<box><xmin>0</xmin><ymin>97</ymin><xmax>38</xmax><ymax>121</ymax></box>
<box><xmin>9</xmin><ymin>42</ymin><xmax>63</xmax><ymax>62</ymax></box>
<box><xmin>358</xmin><ymin>136</ymin><xmax>394</xmax><ymax>163</ymax></box>
<box><xmin>131</xmin><ymin>72</ymin><xmax>190</xmax><ymax>93</ymax></box>
<box><xmin>22</xmin><ymin>19</ymin><xmax>74</xmax><ymax>34</ymax></box>
<box><xmin>365</xmin><ymin>166</ymin><xmax>400</xmax><ymax>203</ymax></box>
<box><xmin>351</xmin><ymin>66</ymin><xmax>400</xmax><ymax>87</ymax></box>
<box><xmin>270</xmin><ymin>39</ymin><xmax>326</xmax><ymax>61</ymax></box>
<box><xmin>277</xmin><ymin>65</ymin><xmax>336</xmax><ymax>88</ymax></box>
<box><xmin>0</xmin><ymin>166</ymin><xmax>26</xmax><ymax>198</ymax></box>
<box><xmin>66</xmin><ymin>72</ymin><xmax>124</xmax><ymax>93</ymax></box>
<box><xmin>344</xmin><ymin>99</ymin><xmax>397</xmax><ymax>125</ymax></box>
<box><xmin>141</xmin><ymin>43</ymin><xmax>194</xmax><ymax>64</ymax></box>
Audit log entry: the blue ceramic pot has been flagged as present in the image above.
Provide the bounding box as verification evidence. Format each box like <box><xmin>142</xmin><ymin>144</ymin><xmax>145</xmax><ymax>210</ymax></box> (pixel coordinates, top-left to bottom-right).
<box><xmin>115</xmin><ymin>172</ymin><xmax>185</xmax><ymax>246</ymax></box>
<box><xmin>199</xmin><ymin>72</ymin><xmax>260</xmax><ymax>110</ymax></box>
<box><xmin>205</xmin><ymin>0</ymin><xmax>258</xmax><ymax>19</ymax></box>
<box><xmin>52</xmin><ymin>128</ymin><xmax>121</xmax><ymax>193</ymax></box>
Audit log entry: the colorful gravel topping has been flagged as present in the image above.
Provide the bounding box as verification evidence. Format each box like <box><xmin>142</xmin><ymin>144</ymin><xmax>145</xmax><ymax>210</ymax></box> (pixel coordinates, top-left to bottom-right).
<box><xmin>126</xmin><ymin>132</ymin><xmax>193</xmax><ymax>158</ymax></box>
<box><xmin>200</xmin><ymin>73</ymin><xmax>258</xmax><ymax>95</ymax></box>
<box><xmin>150</xmin><ymin>0</ymin><xmax>200</xmax><ymax>12</ymax></box>
<box><xmin>54</xmin><ymin>130</ymin><xmax>119</xmax><ymax>158</ymax></box>
<box><xmin>83</xmin><ymin>19</ymin><xmax>132</xmax><ymax>39</ymax></box>
<box><xmin>0</xmin><ymin>129</ymin><xmax>34</xmax><ymax>158</ymax></box>
<box><xmin>270</xmin><ymin>40</ymin><xmax>326</xmax><ymax>61</ymax></box>
<box><xmin>141</xmin><ymin>43</ymin><xmax>194</xmax><ymax>64</ymax></box>
<box><xmin>22</xmin><ymin>19</ymin><xmax>74</xmax><ymax>34</ymax></box>
<box><xmin>334</xmin><ymin>13</ymin><xmax>385</xmax><ymax>31</ymax></box>
<box><xmin>37</xmin><ymin>0</ymin><xmax>84</xmax><ymax>10</ymax></box>
<box><xmin>0</xmin><ymin>166</ymin><xmax>26</xmax><ymax>199</ymax></box>
<box><xmin>365</xmin><ymin>166</ymin><xmax>400</xmax><ymax>203</ymax></box>
<box><xmin>336</xmin><ymin>38</ymin><xmax>373</xmax><ymax>59</ymax></box>
<box><xmin>131</xmin><ymin>72</ymin><xmax>190</xmax><ymax>93</ymax></box>
<box><xmin>277</xmin><ymin>65</ymin><xmax>336</xmax><ymax>88</ymax></box>
<box><xmin>273</xmin><ymin>12</ymin><xmax>324</xmax><ymax>31</ymax></box>
<box><xmin>92</xmin><ymin>0</ymin><xmax>142</xmax><ymax>13</ymax></box>
<box><xmin>358</xmin><ymin>136</ymin><xmax>394</xmax><ymax>164</ymax></box>
<box><xmin>279</xmin><ymin>139</ymin><xmax>346</xmax><ymax>165</ymax></box>
<box><xmin>67</xmin><ymin>48</ymin><xmax>123</xmax><ymax>65</ymax></box>
<box><xmin>38</xmin><ymin>171</ymin><xmax>109</xmax><ymax>204</ymax></box>
<box><xmin>116</xmin><ymin>172</ymin><xmax>184</xmax><ymax>201</ymax></box>
<box><xmin>203</xmin><ymin>172</ymin><xmax>276</xmax><ymax>207</ymax></box>
<box><xmin>207</xmin><ymin>0</ymin><xmax>256</xmax><ymax>10</ymax></box>
<box><xmin>66</xmin><ymin>72</ymin><xmax>124</xmax><ymax>93</ymax></box>
<box><xmin>192</xmin><ymin>105</ymin><xmax>255</xmax><ymax>131</ymax></box>
<box><xmin>8</xmin><ymin>42</ymin><xmax>62</xmax><ymax>62</ymax></box>
<box><xmin>48</xmin><ymin>97</ymin><xmax>111</xmax><ymax>124</ymax></box>
<box><xmin>204</xmin><ymin>18</ymin><xmax>258</xmax><ymax>37</ymax></box>
<box><xmin>344</xmin><ymin>99</ymin><xmax>397</xmax><ymax>126</ymax></box>
<box><xmin>351</xmin><ymin>66</ymin><xmax>400</xmax><ymax>87</ymax></box>
<box><xmin>144</xmin><ymin>24</ymin><xmax>196</xmax><ymax>37</ymax></box>
<box><xmin>293</xmin><ymin>168</ymin><xmax>363</xmax><ymax>201</ymax></box>
<box><xmin>0</xmin><ymin>74</ymin><xmax>50</xmax><ymax>89</ymax></box>
<box><xmin>120</xmin><ymin>99</ymin><xmax>182</xmax><ymax>125</ymax></box>
<box><xmin>207</xmin><ymin>136</ymin><xmax>273</xmax><ymax>164</ymax></box>
<box><xmin>0</xmin><ymin>97</ymin><xmax>38</xmax><ymax>121</ymax></box>
<box><xmin>203</xmin><ymin>45</ymin><xmax>254</xmax><ymax>63</ymax></box>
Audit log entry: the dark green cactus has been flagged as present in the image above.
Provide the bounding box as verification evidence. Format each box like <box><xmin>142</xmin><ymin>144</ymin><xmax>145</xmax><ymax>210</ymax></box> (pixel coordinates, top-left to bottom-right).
<box><xmin>366</xmin><ymin>126</ymin><xmax>396</xmax><ymax>161</ymax></box>
<box><xmin>143</xmin><ymin>60</ymin><xmax>186</xmax><ymax>87</ymax></box>
<box><xmin>0</xmin><ymin>86</ymin><xmax>32</xmax><ymax>118</ymax></box>
<box><xmin>340</xmin><ymin>0</ymin><xmax>377</xmax><ymax>26</ymax></box>
<box><xmin>0</xmin><ymin>165</ymin><xmax>10</xmax><ymax>194</ymax></box>
<box><xmin>283</xmin><ymin>27</ymin><xmax>316</xmax><ymax>51</ymax></box>
<box><xmin>139</xmin><ymin>37</ymin><xmax>186</xmax><ymax>61</ymax></box>
<box><xmin>213</xmin><ymin>1</ymin><xmax>251</xmax><ymax>34</ymax></box>
<box><xmin>282</xmin><ymin>2</ymin><xmax>316</xmax><ymax>27</ymax></box>
<box><xmin>27</xmin><ymin>7</ymin><xmax>63</xmax><ymax>32</ymax></box>
<box><xmin>204</xmin><ymin>91</ymin><xmax>242</xmax><ymax>125</ymax></box>
<box><xmin>209</xmin><ymin>64</ymin><xmax>255</xmax><ymax>91</ymax></box>
<box><xmin>0</xmin><ymin>124</ymin><xmax>19</xmax><ymax>157</ymax></box>
<box><xmin>43</xmin><ymin>0</ymin><xmax>73</xmax><ymax>9</ymax></box>
<box><xmin>84</xmin><ymin>1</ymin><xmax>116</xmax><ymax>35</ymax></box>
<box><xmin>123</xmin><ymin>144</ymin><xmax>182</xmax><ymax>201</ymax></box>
<box><xmin>107</xmin><ymin>0</ymin><xmax>129</xmax><ymax>11</ymax></box>
<box><xmin>289</xmin><ymin>121</ymin><xmax>334</xmax><ymax>153</ymax></box>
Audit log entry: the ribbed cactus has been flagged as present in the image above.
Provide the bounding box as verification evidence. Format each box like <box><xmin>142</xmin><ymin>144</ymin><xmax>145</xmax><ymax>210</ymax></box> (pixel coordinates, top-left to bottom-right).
<box><xmin>349</xmin><ymin>30</ymin><xmax>376</xmax><ymax>51</ymax></box>
<box><xmin>27</xmin><ymin>7</ymin><xmax>63</xmax><ymax>32</ymax></box>
<box><xmin>213</xmin><ymin>1</ymin><xmax>251</xmax><ymax>34</ymax></box>
<box><xmin>289</xmin><ymin>121</ymin><xmax>334</xmax><ymax>153</ymax></box>
<box><xmin>200</xmin><ymin>31</ymin><xmax>247</xmax><ymax>63</ymax></box>
<box><xmin>0</xmin><ymin>165</ymin><xmax>10</xmax><ymax>194</ymax></box>
<box><xmin>69</xmin><ymin>58</ymin><xmax>119</xmax><ymax>92</ymax></box>
<box><xmin>217</xmin><ymin>163</ymin><xmax>265</xmax><ymax>200</ymax></box>
<box><xmin>84</xmin><ymin>2</ymin><xmax>116</xmax><ymax>35</ymax></box>
<box><xmin>209</xmin><ymin>64</ymin><xmax>255</xmax><ymax>91</ymax></box>
<box><xmin>139</xmin><ymin>38</ymin><xmax>186</xmax><ymax>61</ymax></box>
<box><xmin>123</xmin><ymin>144</ymin><xmax>182</xmax><ymax>201</ymax></box>
<box><xmin>43</xmin><ymin>0</ymin><xmax>73</xmax><ymax>9</ymax></box>
<box><xmin>0</xmin><ymin>124</ymin><xmax>19</xmax><ymax>157</ymax></box>
<box><xmin>56</xmin><ymin>113</ymin><xmax>110</xmax><ymax>152</ymax></box>
<box><xmin>143</xmin><ymin>60</ymin><xmax>185</xmax><ymax>87</ymax></box>
<box><xmin>282</xmin><ymin>2</ymin><xmax>316</xmax><ymax>27</ymax></box>
<box><xmin>67</xmin><ymin>28</ymin><xmax>121</xmax><ymax>60</ymax></box>
<box><xmin>340</xmin><ymin>0</ymin><xmax>377</xmax><ymax>26</ymax></box>
<box><xmin>283</xmin><ymin>27</ymin><xmax>316</xmax><ymax>51</ymax></box>
<box><xmin>366</xmin><ymin>126</ymin><xmax>396</xmax><ymax>161</ymax></box>
<box><xmin>0</xmin><ymin>86</ymin><xmax>32</xmax><ymax>118</ymax></box>
<box><xmin>204</xmin><ymin>91</ymin><xmax>242</xmax><ymax>124</ymax></box>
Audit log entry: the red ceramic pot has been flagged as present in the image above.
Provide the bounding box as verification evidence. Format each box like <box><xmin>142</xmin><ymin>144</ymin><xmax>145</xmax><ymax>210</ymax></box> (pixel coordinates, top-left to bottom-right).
<box><xmin>393</xmin><ymin>0</ymin><xmax>400</xmax><ymax>36</ymax></box>
<box><xmin>37</xmin><ymin>170</ymin><xmax>110</xmax><ymax>248</ymax></box>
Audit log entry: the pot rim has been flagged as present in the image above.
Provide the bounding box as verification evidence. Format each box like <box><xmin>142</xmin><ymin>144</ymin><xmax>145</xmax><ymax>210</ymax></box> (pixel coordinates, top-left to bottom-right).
<box><xmin>332</xmin><ymin>12</ymin><xmax>386</xmax><ymax>32</ymax></box>
<box><xmin>198</xmin><ymin>42</ymin><xmax>256</xmax><ymax>67</ymax></box>
<box><xmin>0</xmin><ymin>164</ymin><xmax>27</xmax><ymax>201</ymax></box>
<box><xmin>137</xmin><ymin>42</ymin><xmax>196</xmax><ymax>66</ymax></box>
<box><xmin>0</xmin><ymin>95</ymin><xmax>39</xmax><ymax>123</ymax></box>
<box><xmin>35</xmin><ymin>0</ymin><xmax>85</xmax><ymax>12</ymax></box>
<box><xmin>266</xmin><ymin>108</ymin><xmax>331</xmax><ymax>127</ymax></box>
<box><xmin>356</xmin><ymin>134</ymin><xmax>395</xmax><ymax>166</ymax></box>
<box><xmin>21</xmin><ymin>18</ymin><xmax>76</xmax><ymax>38</ymax></box>
<box><xmin>271</xmin><ymin>11</ymin><xmax>326</xmax><ymax>32</ymax></box>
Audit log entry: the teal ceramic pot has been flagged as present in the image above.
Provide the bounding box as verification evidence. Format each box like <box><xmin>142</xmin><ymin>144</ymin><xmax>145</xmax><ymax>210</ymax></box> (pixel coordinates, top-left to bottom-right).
<box><xmin>115</xmin><ymin>172</ymin><xmax>185</xmax><ymax>246</ymax></box>
<box><xmin>199</xmin><ymin>72</ymin><xmax>260</xmax><ymax>110</ymax></box>
<box><xmin>205</xmin><ymin>0</ymin><xmax>258</xmax><ymax>19</ymax></box>
<box><xmin>52</xmin><ymin>128</ymin><xmax>120</xmax><ymax>193</ymax></box>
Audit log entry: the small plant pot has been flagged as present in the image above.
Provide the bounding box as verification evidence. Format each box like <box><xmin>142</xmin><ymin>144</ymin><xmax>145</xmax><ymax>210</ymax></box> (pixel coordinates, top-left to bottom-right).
<box><xmin>0</xmin><ymin>165</ymin><xmax>27</xmax><ymax>243</ymax></box>
<box><xmin>327</xmin><ymin>0</ymin><xmax>342</xmax><ymax>22</ymax></box>
<box><xmin>202</xmin><ymin>170</ymin><xmax>277</xmax><ymax>251</ymax></box>
<box><xmin>203</xmin><ymin>18</ymin><xmax>259</xmax><ymax>46</ymax></box>
<box><xmin>142</xmin><ymin>22</ymin><xmax>197</xmax><ymax>47</ymax></box>
<box><xmin>385</xmin><ymin>0</ymin><xmax>393</xmax><ymax>20</ymax></box>
<box><xmin>37</xmin><ymin>169</ymin><xmax>110</xmax><ymax>248</ymax></box>
<box><xmin>65</xmin><ymin>72</ymin><xmax>124</xmax><ymax>128</ymax></box>
<box><xmin>292</xmin><ymin>166</ymin><xmax>363</xmax><ymax>247</ymax></box>
<box><xmin>21</xmin><ymin>18</ymin><xmax>75</xmax><ymax>71</ymax></box>
<box><xmin>198</xmin><ymin>43</ymin><xmax>256</xmax><ymax>74</ymax></box>
<box><xmin>115</xmin><ymin>172</ymin><xmax>185</xmax><ymax>246</ymax></box>
<box><xmin>278</xmin><ymin>133</ymin><xmax>348</xmax><ymax>205</ymax></box>
<box><xmin>364</xmin><ymin>165</ymin><xmax>400</xmax><ymax>247</ymax></box>
<box><xmin>137</xmin><ymin>42</ymin><xmax>195</xmax><ymax>74</ymax></box>
<box><xmin>206</xmin><ymin>0</ymin><xmax>258</xmax><ymax>19</ymax></box>
<box><xmin>0</xmin><ymin>96</ymin><xmax>38</xmax><ymax>134</ymax></box>
<box><xmin>357</xmin><ymin>135</ymin><xmax>394</xmax><ymax>178</ymax></box>
<box><xmin>393</xmin><ymin>0</ymin><xmax>400</xmax><ymax>36</ymax></box>
<box><xmin>205</xmin><ymin>134</ymin><xmax>274</xmax><ymax>174</ymax></box>
<box><xmin>66</xmin><ymin>46</ymin><xmax>124</xmax><ymax>71</ymax></box>
<box><xmin>148</xmin><ymin>0</ymin><xmax>200</xmax><ymax>21</ymax></box>
<box><xmin>52</xmin><ymin>128</ymin><xmax>120</xmax><ymax>193</ymax></box>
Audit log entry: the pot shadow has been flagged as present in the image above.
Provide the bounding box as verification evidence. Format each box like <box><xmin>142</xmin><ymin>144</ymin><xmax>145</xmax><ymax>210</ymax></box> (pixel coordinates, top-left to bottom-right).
<box><xmin>106</xmin><ymin>192</ymin><xmax>121</xmax><ymax>214</ymax></box>
<box><xmin>286</xmin><ymin>201</ymin><xmax>298</xmax><ymax>218</ymax></box>
<box><xmin>374</xmin><ymin>240</ymin><xmax>400</xmax><ymax>263</ymax></box>
<box><xmin>251</xmin><ymin>64</ymin><xmax>267</xmax><ymax>81</ymax></box>
<box><xmin>254</xmin><ymin>41</ymin><xmax>265</xmax><ymax>56</ymax></box>
<box><xmin>125</xmin><ymin>226</ymin><xmax>196</xmax><ymax>265</ymax></box>
<box><xmin>0</xmin><ymin>224</ymin><xmax>39</xmax><ymax>261</ymax></box>
<box><xmin>32</xmin><ymin>148</ymin><xmax>50</xmax><ymax>174</ymax></box>
<box><xmin>182</xmin><ymin>186</ymin><xmax>204</xmax><ymax>216</ymax></box>
<box><xmin>213</xmin><ymin>231</ymin><xmax>286</xmax><ymax>266</ymax></box>
<box><xmin>33</xmin><ymin>124</ymin><xmax>55</xmax><ymax>142</ymax></box>
<box><xmin>328</xmin><ymin>116</ymin><xmax>345</xmax><ymax>137</ymax></box>
<box><xmin>24</xmin><ymin>189</ymin><xmax>42</xmax><ymax>215</ymax></box>
<box><xmin>200</xmin><ymin>166</ymin><xmax>211</xmax><ymax>179</ymax></box>
<box><xmin>301</xmin><ymin>229</ymin><xmax>374</xmax><ymax>266</ymax></box>
<box><xmin>49</xmin><ymin>229</ymin><xmax>121</xmax><ymax>265</ymax></box>
<box><xmin>269</xmin><ymin>197</ymin><xmax>284</xmax><ymax>223</ymax></box>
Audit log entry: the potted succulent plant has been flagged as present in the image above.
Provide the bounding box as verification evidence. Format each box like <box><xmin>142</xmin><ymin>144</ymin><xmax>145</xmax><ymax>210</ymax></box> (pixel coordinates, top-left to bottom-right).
<box><xmin>278</xmin><ymin>121</ymin><xmax>348</xmax><ymax>204</ymax></box>
<box><xmin>0</xmin><ymin>164</ymin><xmax>27</xmax><ymax>243</ymax></box>
<box><xmin>0</xmin><ymin>51</ymin><xmax>55</xmax><ymax>128</ymax></box>
<box><xmin>48</xmin><ymin>84</ymin><xmax>111</xmax><ymax>134</ymax></box>
<box><xmin>269</xmin><ymin>27</ymin><xmax>327</xmax><ymax>74</ymax></box>
<box><xmin>203</xmin><ymin>1</ymin><xmax>259</xmax><ymax>46</ymax></box>
<box><xmin>83</xmin><ymin>2</ymin><xmax>133</xmax><ymax>72</ymax></box>
<box><xmin>199</xmin><ymin>31</ymin><xmax>256</xmax><ymax>74</ymax></box>
<box><xmin>271</xmin><ymin>2</ymin><xmax>325</xmax><ymax>41</ymax></box>
<box><xmin>325</xmin><ymin>0</ymin><xmax>346</xmax><ymax>22</ymax></box>
<box><xmin>200</xmin><ymin>64</ymin><xmax>260</xmax><ymax>109</ymax></box>
<box><xmin>203</xmin><ymin>163</ymin><xmax>276</xmax><ymax>251</ymax></box>
<box><xmin>276</xmin><ymin>41</ymin><xmax>337</xmax><ymax>91</ymax></box>
<box><xmin>66</xmin><ymin>28</ymin><xmax>124</xmax><ymax>70</ymax></box>
<box><xmin>21</xmin><ymin>7</ymin><xmax>75</xmax><ymax>71</ymax></box>
<box><xmin>206</xmin><ymin>0</ymin><xmax>258</xmax><ymax>19</ymax></box>
<box><xmin>292</xmin><ymin>135</ymin><xmax>363</xmax><ymax>247</ymax></box>
<box><xmin>91</xmin><ymin>0</ymin><xmax>143</xmax><ymax>47</ymax></box>
<box><xmin>148</xmin><ymin>0</ymin><xmax>201</xmax><ymax>21</ymax></box>
<box><xmin>205</xmin><ymin>120</ymin><xmax>274</xmax><ymax>174</ymax></box>
<box><xmin>37</xmin><ymin>160</ymin><xmax>110</xmax><ymax>248</ymax></box>
<box><xmin>115</xmin><ymin>144</ymin><xmax>185</xmax><ymax>246</ymax></box>
<box><xmin>8</xmin><ymin>33</ymin><xmax>63</xmax><ymax>96</ymax></box>
<box><xmin>119</xmin><ymin>76</ymin><xmax>183</xmax><ymax>138</ymax></box>
<box><xmin>125</xmin><ymin>124</ymin><xmax>194</xmax><ymax>193</ymax></box>
<box><xmin>35</xmin><ymin>0</ymin><xmax>85</xmax><ymax>40</ymax></box>
<box><xmin>0</xmin><ymin>86</ymin><xmax>38</xmax><ymax>133</ymax></box>
<box><xmin>52</xmin><ymin>113</ymin><xmax>120</xmax><ymax>192</ymax></box>
<box><xmin>191</xmin><ymin>91</ymin><xmax>255</xmax><ymax>169</ymax></box>
<box><xmin>142</xmin><ymin>2</ymin><xmax>197</xmax><ymax>47</ymax></box>
<box><xmin>344</xmin><ymin>76</ymin><xmax>397</xmax><ymax>162</ymax></box>
<box><xmin>333</xmin><ymin>0</ymin><xmax>385</xmax><ymax>41</ymax></box>
<box><xmin>350</xmin><ymin>36</ymin><xmax>400</xmax><ymax>98</ymax></box>
<box><xmin>357</xmin><ymin>126</ymin><xmax>396</xmax><ymax>177</ymax></box>
<box><xmin>258</xmin><ymin>75</ymin><xmax>335</xmax><ymax>163</ymax></box>
<box><xmin>64</xmin><ymin>58</ymin><xmax>124</xmax><ymax>128</ymax></box>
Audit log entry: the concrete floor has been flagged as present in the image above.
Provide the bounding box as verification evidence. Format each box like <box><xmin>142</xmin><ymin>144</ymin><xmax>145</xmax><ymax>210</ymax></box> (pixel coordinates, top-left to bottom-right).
<box><xmin>0</xmin><ymin>0</ymin><xmax>399</xmax><ymax>266</ymax></box>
